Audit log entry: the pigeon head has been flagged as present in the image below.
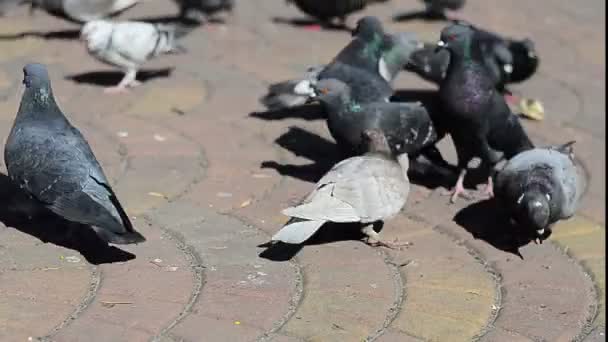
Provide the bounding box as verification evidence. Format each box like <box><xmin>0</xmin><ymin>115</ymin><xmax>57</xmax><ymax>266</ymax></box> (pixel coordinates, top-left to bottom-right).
<box><xmin>23</xmin><ymin>63</ymin><xmax>51</xmax><ymax>90</ymax></box>
<box><xmin>436</xmin><ymin>21</ymin><xmax>475</xmax><ymax>53</ymax></box>
<box><xmin>507</xmin><ymin>38</ymin><xmax>539</xmax><ymax>82</ymax></box>
<box><xmin>352</xmin><ymin>16</ymin><xmax>384</xmax><ymax>40</ymax></box>
<box><xmin>362</xmin><ymin>129</ymin><xmax>391</xmax><ymax>155</ymax></box>
<box><xmin>381</xmin><ymin>32</ymin><xmax>423</xmax><ymax>81</ymax></box>
<box><xmin>515</xmin><ymin>190</ymin><xmax>550</xmax><ymax>239</ymax></box>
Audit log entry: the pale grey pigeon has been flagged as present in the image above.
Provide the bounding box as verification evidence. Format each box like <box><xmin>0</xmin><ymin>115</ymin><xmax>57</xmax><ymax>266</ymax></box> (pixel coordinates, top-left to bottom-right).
<box><xmin>4</xmin><ymin>63</ymin><xmax>146</xmax><ymax>245</ymax></box>
<box><xmin>273</xmin><ymin>129</ymin><xmax>410</xmax><ymax>248</ymax></box>
<box><xmin>494</xmin><ymin>141</ymin><xmax>583</xmax><ymax>243</ymax></box>
<box><xmin>80</xmin><ymin>20</ymin><xmax>191</xmax><ymax>93</ymax></box>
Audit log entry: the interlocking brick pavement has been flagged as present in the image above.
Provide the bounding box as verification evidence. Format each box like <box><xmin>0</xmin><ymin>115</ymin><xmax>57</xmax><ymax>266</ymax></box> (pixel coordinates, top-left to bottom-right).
<box><xmin>0</xmin><ymin>0</ymin><xmax>604</xmax><ymax>341</ymax></box>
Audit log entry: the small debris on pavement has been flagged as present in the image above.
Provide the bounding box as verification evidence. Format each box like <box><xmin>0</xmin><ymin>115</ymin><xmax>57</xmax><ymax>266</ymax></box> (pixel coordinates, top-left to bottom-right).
<box><xmin>153</xmin><ymin>134</ymin><xmax>167</xmax><ymax>142</ymax></box>
<box><xmin>240</xmin><ymin>198</ymin><xmax>252</xmax><ymax>208</ymax></box>
<box><xmin>100</xmin><ymin>301</ymin><xmax>133</xmax><ymax>308</ymax></box>
<box><xmin>148</xmin><ymin>192</ymin><xmax>169</xmax><ymax>199</ymax></box>
<box><xmin>64</xmin><ymin>256</ymin><xmax>81</xmax><ymax>263</ymax></box>
<box><xmin>117</xmin><ymin>131</ymin><xmax>129</xmax><ymax>138</ymax></box>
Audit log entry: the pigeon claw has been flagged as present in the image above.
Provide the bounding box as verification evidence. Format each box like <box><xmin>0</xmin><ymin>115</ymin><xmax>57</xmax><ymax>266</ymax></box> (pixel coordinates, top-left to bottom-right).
<box><xmin>366</xmin><ymin>239</ymin><xmax>408</xmax><ymax>250</ymax></box>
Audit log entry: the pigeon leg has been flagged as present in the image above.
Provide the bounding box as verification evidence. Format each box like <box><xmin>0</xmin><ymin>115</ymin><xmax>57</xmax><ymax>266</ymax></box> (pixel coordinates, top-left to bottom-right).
<box><xmin>482</xmin><ymin>176</ymin><xmax>495</xmax><ymax>197</ymax></box>
<box><xmin>450</xmin><ymin>168</ymin><xmax>470</xmax><ymax>203</ymax></box>
<box><xmin>104</xmin><ymin>69</ymin><xmax>140</xmax><ymax>94</ymax></box>
<box><xmin>362</xmin><ymin>222</ymin><xmax>409</xmax><ymax>249</ymax></box>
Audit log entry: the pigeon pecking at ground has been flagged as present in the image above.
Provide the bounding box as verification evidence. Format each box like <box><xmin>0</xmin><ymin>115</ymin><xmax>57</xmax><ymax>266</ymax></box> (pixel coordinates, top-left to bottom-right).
<box><xmin>260</xmin><ymin>16</ymin><xmax>421</xmax><ymax>110</ymax></box>
<box><xmin>312</xmin><ymin>78</ymin><xmax>439</xmax><ymax>158</ymax></box>
<box><xmin>494</xmin><ymin>141</ymin><xmax>583</xmax><ymax>244</ymax></box>
<box><xmin>436</xmin><ymin>21</ymin><xmax>534</xmax><ymax>203</ymax></box>
<box><xmin>174</xmin><ymin>0</ymin><xmax>234</xmax><ymax>23</ymax></box>
<box><xmin>4</xmin><ymin>63</ymin><xmax>146</xmax><ymax>245</ymax></box>
<box><xmin>20</xmin><ymin>0</ymin><xmax>141</xmax><ymax>22</ymax></box>
<box><xmin>272</xmin><ymin>129</ymin><xmax>410</xmax><ymax>248</ymax></box>
<box><xmin>80</xmin><ymin>20</ymin><xmax>192</xmax><ymax>94</ymax></box>
<box><xmin>286</xmin><ymin>0</ymin><xmax>389</xmax><ymax>29</ymax></box>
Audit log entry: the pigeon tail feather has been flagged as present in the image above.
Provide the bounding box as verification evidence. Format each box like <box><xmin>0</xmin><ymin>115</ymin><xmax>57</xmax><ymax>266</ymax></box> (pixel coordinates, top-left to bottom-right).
<box><xmin>272</xmin><ymin>218</ymin><xmax>325</xmax><ymax>244</ymax></box>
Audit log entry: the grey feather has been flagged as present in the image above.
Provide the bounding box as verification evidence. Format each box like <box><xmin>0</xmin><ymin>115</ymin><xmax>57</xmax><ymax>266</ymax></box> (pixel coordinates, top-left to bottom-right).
<box><xmin>273</xmin><ymin>131</ymin><xmax>410</xmax><ymax>245</ymax></box>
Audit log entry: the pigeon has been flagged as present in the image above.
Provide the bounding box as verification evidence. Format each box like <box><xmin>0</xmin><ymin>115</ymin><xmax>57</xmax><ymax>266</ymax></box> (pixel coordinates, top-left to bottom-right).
<box><xmin>260</xmin><ymin>17</ymin><xmax>421</xmax><ymax>109</ymax></box>
<box><xmin>286</xmin><ymin>0</ymin><xmax>389</xmax><ymax>28</ymax></box>
<box><xmin>422</xmin><ymin>0</ymin><xmax>465</xmax><ymax>19</ymax></box>
<box><xmin>26</xmin><ymin>0</ymin><xmax>140</xmax><ymax>22</ymax></box>
<box><xmin>4</xmin><ymin>63</ymin><xmax>146</xmax><ymax>245</ymax></box>
<box><xmin>405</xmin><ymin>25</ymin><xmax>539</xmax><ymax>93</ymax></box>
<box><xmin>174</xmin><ymin>0</ymin><xmax>233</xmax><ymax>23</ymax></box>
<box><xmin>312</xmin><ymin>78</ymin><xmax>439</xmax><ymax>157</ymax></box>
<box><xmin>80</xmin><ymin>20</ymin><xmax>191</xmax><ymax>93</ymax></box>
<box><xmin>272</xmin><ymin>129</ymin><xmax>410</xmax><ymax>248</ymax></box>
<box><xmin>494</xmin><ymin>141</ymin><xmax>582</xmax><ymax>243</ymax></box>
<box><xmin>436</xmin><ymin>21</ymin><xmax>534</xmax><ymax>202</ymax></box>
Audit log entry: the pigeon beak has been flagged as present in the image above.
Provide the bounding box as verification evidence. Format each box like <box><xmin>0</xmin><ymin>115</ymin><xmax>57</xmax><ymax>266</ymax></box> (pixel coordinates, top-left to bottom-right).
<box><xmin>536</xmin><ymin>228</ymin><xmax>545</xmax><ymax>236</ymax></box>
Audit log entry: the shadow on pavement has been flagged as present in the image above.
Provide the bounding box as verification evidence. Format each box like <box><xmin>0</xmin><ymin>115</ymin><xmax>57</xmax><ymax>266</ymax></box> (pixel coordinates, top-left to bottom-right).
<box><xmin>271</xmin><ymin>17</ymin><xmax>352</xmax><ymax>32</ymax></box>
<box><xmin>258</xmin><ymin>221</ymin><xmax>368</xmax><ymax>261</ymax></box>
<box><xmin>262</xmin><ymin>125</ymin><xmax>457</xmax><ymax>189</ymax></box>
<box><xmin>453</xmin><ymin>198</ymin><xmax>551</xmax><ymax>259</ymax></box>
<box><xmin>0</xmin><ymin>29</ymin><xmax>81</xmax><ymax>41</ymax></box>
<box><xmin>0</xmin><ymin>173</ymin><xmax>135</xmax><ymax>265</ymax></box>
<box><xmin>249</xmin><ymin>103</ymin><xmax>326</xmax><ymax>121</ymax></box>
<box><xmin>66</xmin><ymin>68</ymin><xmax>174</xmax><ymax>87</ymax></box>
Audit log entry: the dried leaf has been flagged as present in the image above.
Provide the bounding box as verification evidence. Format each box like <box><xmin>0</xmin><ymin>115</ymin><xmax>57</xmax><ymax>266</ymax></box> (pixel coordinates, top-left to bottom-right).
<box><xmin>519</xmin><ymin>98</ymin><xmax>545</xmax><ymax>121</ymax></box>
<box><xmin>240</xmin><ymin>199</ymin><xmax>252</xmax><ymax>208</ymax></box>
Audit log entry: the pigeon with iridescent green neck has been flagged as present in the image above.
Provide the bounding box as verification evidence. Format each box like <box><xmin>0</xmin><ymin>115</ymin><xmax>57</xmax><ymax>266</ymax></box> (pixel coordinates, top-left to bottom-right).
<box><xmin>313</xmin><ymin>78</ymin><xmax>438</xmax><ymax>157</ymax></box>
<box><xmin>406</xmin><ymin>24</ymin><xmax>539</xmax><ymax>93</ymax></box>
<box><xmin>436</xmin><ymin>21</ymin><xmax>534</xmax><ymax>203</ymax></box>
<box><xmin>259</xmin><ymin>17</ymin><xmax>420</xmax><ymax>109</ymax></box>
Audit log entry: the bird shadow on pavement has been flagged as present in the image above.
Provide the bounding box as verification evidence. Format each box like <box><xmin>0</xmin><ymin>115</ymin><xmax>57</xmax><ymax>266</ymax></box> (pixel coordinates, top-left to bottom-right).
<box><xmin>272</xmin><ymin>17</ymin><xmax>352</xmax><ymax>32</ymax></box>
<box><xmin>65</xmin><ymin>68</ymin><xmax>174</xmax><ymax>87</ymax></box>
<box><xmin>0</xmin><ymin>29</ymin><xmax>81</xmax><ymax>41</ymax></box>
<box><xmin>258</xmin><ymin>221</ymin><xmax>369</xmax><ymax>261</ymax></box>
<box><xmin>262</xmin><ymin>125</ymin><xmax>459</xmax><ymax>190</ymax></box>
<box><xmin>392</xmin><ymin>10</ymin><xmax>450</xmax><ymax>22</ymax></box>
<box><xmin>0</xmin><ymin>174</ymin><xmax>135</xmax><ymax>265</ymax></box>
<box><xmin>249</xmin><ymin>103</ymin><xmax>326</xmax><ymax>121</ymax></box>
<box><xmin>260</xmin><ymin>126</ymin><xmax>349</xmax><ymax>183</ymax></box>
<box><xmin>453</xmin><ymin>198</ymin><xmax>547</xmax><ymax>259</ymax></box>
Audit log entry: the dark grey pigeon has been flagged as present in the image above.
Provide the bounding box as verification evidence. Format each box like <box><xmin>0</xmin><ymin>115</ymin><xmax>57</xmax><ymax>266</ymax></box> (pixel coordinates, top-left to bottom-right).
<box><xmin>4</xmin><ymin>63</ymin><xmax>146</xmax><ymax>245</ymax></box>
<box><xmin>436</xmin><ymin>21</ymin><xmax>534</xmax><ymax>202</ymax></box>
<box><xmin>423</xmin><ymin>0</ymin><xmax>465</xmax><ymax>19</ymax></box>
<box><xmin>260</xmin><ymin>17</ymin><xmax>421</xmax><ymax>109</ymax></box>
<box><xmin>26</xmin><ymin>0</ymin><xmax>140</xmax><ymax>22</ymax></box>
<box><xmin>287</xmin><ymin>0</ymin><xmax>389</xmax><ymax>27</ymax></box>
<box><xmin>313</xmin><ymin>78</ymin><xmax>438</xmax><ymax>157</ymax></box>
<box><xmin>405</xmin><ymin>25</ymin><xmax>539</xmax><ymax>94</ymax></box>
<box><xmin>174</xmin><ymin>0</ymin><xmax>233</xmax><ymax>22</ymax></box>
<box><xmin>494</xmin><ymin>141</ymin><xmax>582</xmax><ymax>243</ymax></box>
